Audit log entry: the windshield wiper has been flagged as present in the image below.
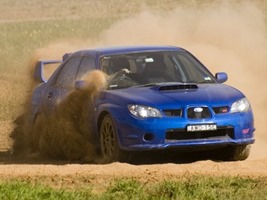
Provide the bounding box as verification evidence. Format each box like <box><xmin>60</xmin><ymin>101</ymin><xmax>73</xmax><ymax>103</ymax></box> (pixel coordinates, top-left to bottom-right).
<box><xmin>137</xmin><ymin>81</ymin><xmax>187</xmax><ymax>88</ymax></box>
<box><xmin>182</xmin><ymin>80</ymin><xmax>213</xmax><ymax>84</ymax></box>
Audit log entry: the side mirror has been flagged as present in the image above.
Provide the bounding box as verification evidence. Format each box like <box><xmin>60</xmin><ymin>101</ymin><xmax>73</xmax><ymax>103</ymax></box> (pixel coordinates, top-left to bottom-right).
<box><xmin>215</xmin><ymin>72</ymin><xmax>228</xmax><ymax>83</ymax></box>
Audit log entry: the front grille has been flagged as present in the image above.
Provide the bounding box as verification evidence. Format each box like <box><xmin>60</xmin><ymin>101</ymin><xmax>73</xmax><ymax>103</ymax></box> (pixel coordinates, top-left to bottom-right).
<box><xmin>165</xmin><ymin>126</ymin><xmax>234</xmax><ymax>140</ymax></box>
<box><xmin>187</xmin><ymin>107</ymin><xmax>211</xmax><ymax>119</ymax></box>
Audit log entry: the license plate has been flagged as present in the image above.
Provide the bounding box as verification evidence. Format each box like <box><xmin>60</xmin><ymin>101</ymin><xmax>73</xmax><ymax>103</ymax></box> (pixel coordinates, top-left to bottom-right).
<box><xmin>187</xmin><ymin>124</ymin><xmax>217</xmax><ymax>132</ymax></box>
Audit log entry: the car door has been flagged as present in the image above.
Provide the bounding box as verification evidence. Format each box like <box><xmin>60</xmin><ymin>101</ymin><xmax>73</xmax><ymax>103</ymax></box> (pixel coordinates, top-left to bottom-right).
<box><xmin>42</xmin><ymin>55</ymin><xmax>98</xmax><ymax>114</ymax></box>
<box><xmin>42</xmin><ymin>56</ymin><xmax>82</xmax><ymax>113</ymax></box>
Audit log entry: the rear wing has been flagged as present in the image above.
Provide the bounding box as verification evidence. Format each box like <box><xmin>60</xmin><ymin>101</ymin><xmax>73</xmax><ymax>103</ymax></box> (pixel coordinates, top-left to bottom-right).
<box><xmin>34</xmin><ymin>60</ymin><xmax>62</xmax><ymax>83</ymax></box>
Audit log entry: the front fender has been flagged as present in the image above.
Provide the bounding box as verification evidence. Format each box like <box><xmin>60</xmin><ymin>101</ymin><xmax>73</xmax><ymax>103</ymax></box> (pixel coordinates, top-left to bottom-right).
<box><xmin>96</xmin><ymin>103</ymin><xmax>129</xmax><ymax>147</ymax></box>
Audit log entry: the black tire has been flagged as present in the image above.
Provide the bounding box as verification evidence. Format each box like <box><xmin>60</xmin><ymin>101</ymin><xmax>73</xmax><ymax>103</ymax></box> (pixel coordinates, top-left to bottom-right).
<box><xmin>231</xmin><ymin>145</ymin><xmax>251</xmax><ymax>161</ymax></box>
<box><xmin>221</xmin><ymin>145</ymin><xmax>251</xmax><ymax>161</ymax></box>
<box><xmin>99</xmin><ymin>114</ymin><xmax>128</xmax><ymax>163</ymax></box>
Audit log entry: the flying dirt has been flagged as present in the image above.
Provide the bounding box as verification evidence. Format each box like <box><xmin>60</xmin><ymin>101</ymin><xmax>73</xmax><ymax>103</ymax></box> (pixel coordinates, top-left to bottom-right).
<box><xmin>11</xmin><ymin>70</ymin><xmax>108</xmax><ymax>162</ymax></box>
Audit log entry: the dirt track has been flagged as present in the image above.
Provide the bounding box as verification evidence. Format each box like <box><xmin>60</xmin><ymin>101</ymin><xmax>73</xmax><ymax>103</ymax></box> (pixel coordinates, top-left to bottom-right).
<box><xmin>1</xmin><ymin>155</ymin><xmax>267</xmax><ymax>179</ymax></box>
<box><xmin>0</xmin><ymin>150</ymin><xmax>267</xmax><ymax>191</ymax></box>
<box><xmin>0</xmin><ymin>121</ymin><xmax>267</xmax><ymax>189</ymax></box>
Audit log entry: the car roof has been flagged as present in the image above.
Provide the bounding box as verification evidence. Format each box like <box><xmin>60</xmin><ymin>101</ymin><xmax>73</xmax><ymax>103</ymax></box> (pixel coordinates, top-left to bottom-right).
<box><xmin>69</xmin><ymin>45</ymin><xmax>186</xmax><ymax>57</ymax></box>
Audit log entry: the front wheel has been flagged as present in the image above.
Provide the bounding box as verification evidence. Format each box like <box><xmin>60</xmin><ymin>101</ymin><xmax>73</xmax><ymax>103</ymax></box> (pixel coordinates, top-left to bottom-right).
<box><xmin>230</xmin><ymin>145</ymin><xmax>251</xmax><ymax>161</ymax></box>
<box><xmin>220</xmin><ymin>145</ymin><xmax>251</xmax><ymax>161</ymax></box>
<box><xmin>99</xmin><ymin>114</ymin><xmax>129</xmax><ymax>163</ymax></box>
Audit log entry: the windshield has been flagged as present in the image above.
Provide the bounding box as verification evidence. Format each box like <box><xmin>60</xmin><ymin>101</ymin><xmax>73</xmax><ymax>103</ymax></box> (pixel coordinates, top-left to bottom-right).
<box><xmin>100</xmin><ymin>51</ymin><xmax>216</xmax><ymax>89</ymax></box>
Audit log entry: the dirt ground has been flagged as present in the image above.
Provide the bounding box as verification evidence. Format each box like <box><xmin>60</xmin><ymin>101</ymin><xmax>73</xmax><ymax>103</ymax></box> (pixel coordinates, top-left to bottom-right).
<box><xmin>0</xmin><ymin>120</ymin><xmax>267</xmax><ymax>191</ymax></box>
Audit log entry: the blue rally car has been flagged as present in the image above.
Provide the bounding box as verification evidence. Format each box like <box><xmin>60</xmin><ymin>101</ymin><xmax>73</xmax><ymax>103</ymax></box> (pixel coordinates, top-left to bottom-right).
<box><xmin>32</xmin><ymin>45</ymin><xmax>255</xmax><ymax>162</ymax></box>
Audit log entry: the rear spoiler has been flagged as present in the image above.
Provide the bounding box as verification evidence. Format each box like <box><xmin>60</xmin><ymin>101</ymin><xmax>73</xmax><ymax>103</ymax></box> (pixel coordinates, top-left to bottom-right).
<box><xmin>34</xmin><ymin>60</ymin><xmax>62</xmax><ymax>83</ymax></box>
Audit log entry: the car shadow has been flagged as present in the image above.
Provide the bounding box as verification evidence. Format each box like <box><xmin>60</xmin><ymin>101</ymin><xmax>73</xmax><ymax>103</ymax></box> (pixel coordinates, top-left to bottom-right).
<box><xmin>127</xmin><ymin>149</ymin><xmax>221</xmax><ymax>165</ymax></box>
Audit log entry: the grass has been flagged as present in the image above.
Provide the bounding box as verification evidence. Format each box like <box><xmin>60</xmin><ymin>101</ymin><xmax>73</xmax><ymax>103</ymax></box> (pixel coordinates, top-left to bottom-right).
<box><xmin>0</xmin><ymin>18</ymin><xmax>116</xmax><ymax>71</ymax></box>
<box><xmin>0</xmin><ymin>181</ymin><xmax>93</xmax><ymax>200</ymax></box>
<box><xmin>0</xmin><ymin>176</ymin><xmax>266</xmax><ymax>200</ymax></box>
<box><xmin>0</xmin><ymin>0</ymin><xmax>191</xmax><ymax>21</ymax></box>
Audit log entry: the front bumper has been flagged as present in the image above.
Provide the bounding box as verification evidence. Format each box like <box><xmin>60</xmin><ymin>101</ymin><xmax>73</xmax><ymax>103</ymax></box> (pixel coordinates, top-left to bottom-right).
<box><xmin>113</xmin><ymin>111</ymin><xmax>255</xmax><ymax>151</ymax></box>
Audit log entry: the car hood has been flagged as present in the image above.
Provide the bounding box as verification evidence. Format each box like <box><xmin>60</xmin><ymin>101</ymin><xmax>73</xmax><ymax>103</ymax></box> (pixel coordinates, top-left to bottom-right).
<box><xmin>102</xmin><ymin>83</ymin><xmax>245</xmax><ymax>108</ymax></box>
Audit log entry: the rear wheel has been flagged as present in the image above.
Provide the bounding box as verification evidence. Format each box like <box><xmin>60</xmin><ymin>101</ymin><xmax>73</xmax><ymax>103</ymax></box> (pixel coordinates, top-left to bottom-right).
<box><xmin>99</xmin><ymin>114</ymin><xmax>129</xmax><ymax>163</ymax></box>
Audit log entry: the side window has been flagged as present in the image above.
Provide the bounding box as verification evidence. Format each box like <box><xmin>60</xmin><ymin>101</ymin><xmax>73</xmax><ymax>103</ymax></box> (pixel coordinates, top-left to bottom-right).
<box><xmin>76</xmin><ymin>56</ymin><xmax>96</xmax><ymax>80</ymax></box>
<box><xmin>55</xmin><ymin>57</ymin><xmax>82</xmax><ymax>88</ymax></box>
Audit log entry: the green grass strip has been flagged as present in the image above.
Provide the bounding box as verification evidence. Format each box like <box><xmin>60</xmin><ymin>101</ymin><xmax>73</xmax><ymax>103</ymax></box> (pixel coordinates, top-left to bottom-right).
<box><xmin>0</xmin><ymin>176</ymin><xmax>266</xmax><ymax>200</ymax></box>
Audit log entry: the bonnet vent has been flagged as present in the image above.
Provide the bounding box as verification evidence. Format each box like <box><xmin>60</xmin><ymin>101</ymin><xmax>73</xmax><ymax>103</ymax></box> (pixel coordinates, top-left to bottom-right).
<box><xmin>158</xmin><ymin>84</ymin><xmax>198</xmax><ymax>91</ymax></box>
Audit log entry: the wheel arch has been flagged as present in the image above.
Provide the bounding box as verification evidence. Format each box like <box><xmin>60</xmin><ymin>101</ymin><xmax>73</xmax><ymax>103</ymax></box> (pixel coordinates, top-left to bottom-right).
<box><xmin>96</xmin><ymin>105</ymin><xmax>125</xmax><ymax>148</ymax></box>
<box><xmin>97</xmin><ymin>110</ymin><xmax>129</xmax><ymax>163</ymax></box>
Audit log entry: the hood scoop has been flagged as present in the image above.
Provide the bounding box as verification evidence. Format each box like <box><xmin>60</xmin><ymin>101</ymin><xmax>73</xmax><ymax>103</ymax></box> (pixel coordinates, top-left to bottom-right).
<box><xmin>158</xmin><ymin>84</ymin><xmax>198</xmax><ymax>91</ymax></box>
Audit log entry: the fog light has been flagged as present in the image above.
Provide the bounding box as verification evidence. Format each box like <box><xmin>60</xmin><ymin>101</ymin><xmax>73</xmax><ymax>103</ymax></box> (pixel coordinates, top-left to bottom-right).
<box><xmin>144</xmin><ymin>133</ymin><xmax>154</xmax><ymax>141</ymax></box>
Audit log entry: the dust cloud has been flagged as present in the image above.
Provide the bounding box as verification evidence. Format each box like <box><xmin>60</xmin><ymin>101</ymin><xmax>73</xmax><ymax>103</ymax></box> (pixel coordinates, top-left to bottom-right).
<box><xmin>11</xmin><ymin>0</ymin><xmax>267</xmax><ymax>161</ymax></box>
<box><xmin>97</xmin><ymin>1</ymin><xmax>267</xmax><ymax>159</ymax></box>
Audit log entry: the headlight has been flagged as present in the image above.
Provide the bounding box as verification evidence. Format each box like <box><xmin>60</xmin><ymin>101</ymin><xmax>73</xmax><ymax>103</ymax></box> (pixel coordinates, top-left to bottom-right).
<box><xmin>230</xmin><ymin>98</ymin><xmax>250</xmax><ymax>113</ymax></box>
<box><xmin>128</xmin><ymin>105</ymin><xmax>162</xmax><ymax>118</ymax></box>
